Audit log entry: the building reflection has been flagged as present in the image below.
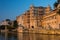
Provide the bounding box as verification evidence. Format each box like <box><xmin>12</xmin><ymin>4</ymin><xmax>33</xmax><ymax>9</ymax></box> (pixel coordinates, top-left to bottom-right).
<box><xmin>17</xmin><ymin>33</ymin><xmax>23</xmax><ymax>40</ymax></box>
<box><xmin>17</xmin><ymin>33</ymin><xmax>60</xmax><ymax>40</ymax></box>
<box><xmin>5</xmin><ymin>32</ymin><xmax>8</xmax><ymax>40</ymax></box>
<box><xmin>4</xmin><ymin>32</ymin><xmax>17</xmax><ymax>40</ymax></box>
<box><xmin>7</xmin><ymin>32</ymin><xmax>17</xmax><ymax>40</ymax></box>
<box><xmin>1</xmin><ymin>32</ymin><xmax>60</xmax><ymax>40</ymax></box>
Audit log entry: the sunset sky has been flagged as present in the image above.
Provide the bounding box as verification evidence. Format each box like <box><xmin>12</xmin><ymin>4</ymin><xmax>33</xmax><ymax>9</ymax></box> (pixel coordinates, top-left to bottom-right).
<box><xmin>0</xmin><ymin>0</ymin><xmax>57</xmax><ymax>21</ymax></box>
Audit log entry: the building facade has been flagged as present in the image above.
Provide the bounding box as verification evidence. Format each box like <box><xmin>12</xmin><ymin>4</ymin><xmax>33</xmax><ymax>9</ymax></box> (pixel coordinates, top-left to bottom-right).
<box><xmin>16</xmin><ymin>0</ymin><xmax>60</xmax><ymax>30</ymax></box>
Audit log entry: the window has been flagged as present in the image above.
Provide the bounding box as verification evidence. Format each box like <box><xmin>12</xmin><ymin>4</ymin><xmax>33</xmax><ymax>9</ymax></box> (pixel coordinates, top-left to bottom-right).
<box><xmin>55</xmin><ymin>21</ymin><xmax>56</xmax><ymax>23</ymax></box>
<box><xmin>27</xmin><ymin>16</ymin><xmax>30</xmax><ymax>18</ymax></box>
<box><xmin>34</xmin><ymin>10</ymin><xmax>38</xmax><ymax>16</ymax></box>
<box><xmin>27</xmin><ymin>21</ymin><xmax>30</xmax><ymax>23</ymax></box>
<box><xmin>27</xmin><ymin>13</ymin><xmax>30</xmax><ymax>15</ymax></box>
<box><xmin>32</xmin><ymin>26</ymin><xmax>34</xmax><ymax>28</ymax></box>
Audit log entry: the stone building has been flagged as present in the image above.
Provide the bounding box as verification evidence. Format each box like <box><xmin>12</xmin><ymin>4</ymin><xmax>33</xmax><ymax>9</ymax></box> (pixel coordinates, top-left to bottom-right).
<box><xmin>16</xmin><ymin>5</ymin><xmax>45</xmax><ymax>29</ymax></box>
<box><xmin>16</xmin><ymin>0</ymin><xmax>60</xmax><ymax>30</ymax></box>
<box><xmin>17</xmin><ymin>10</ymin><xmax>30</xmax><ymax>29</ymax></box>
<box><xmin>42</xmin><ymin>0</ymin><xmax>60</xmax><ymax>29</ymax></box>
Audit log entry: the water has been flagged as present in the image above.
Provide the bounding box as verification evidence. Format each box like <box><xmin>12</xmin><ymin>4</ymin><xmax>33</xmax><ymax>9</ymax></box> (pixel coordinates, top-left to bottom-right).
<box><xmin>0</xmin><ymin>32</ymin><xmax>60</xmax><ymax>40</ymax></box>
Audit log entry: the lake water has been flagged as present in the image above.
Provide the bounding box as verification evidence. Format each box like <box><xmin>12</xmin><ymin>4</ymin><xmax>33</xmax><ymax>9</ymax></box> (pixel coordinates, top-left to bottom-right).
<box><xmin>0</xmin><ymin>32</ymin><xmax>60</xmax><ymax>40</ymax></box>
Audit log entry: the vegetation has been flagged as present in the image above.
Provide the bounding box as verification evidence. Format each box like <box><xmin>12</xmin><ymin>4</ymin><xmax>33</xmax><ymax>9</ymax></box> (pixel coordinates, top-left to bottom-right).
<box><xmin>0</xmin><ymin>25</ymin><xmax>5</xmax><ymax>30</ymax></box>
<box><xmin>54</xmin><ymin>2</ymin><xmax>58</xmax><ymax>8</ymax></box>
<box><xmin>5</xmin><ymin>19</ymin><xmax>10</xmax><ymax>21</ymax></box>
<box><xmin>13</xmin><ymin>20</ymin><xmax>18</xmax><ymax>28</ymax></box>
<box><xmin>0</xmin><ymin>19</ymin><xmax>18</xmax><ymax>31</ymax></box>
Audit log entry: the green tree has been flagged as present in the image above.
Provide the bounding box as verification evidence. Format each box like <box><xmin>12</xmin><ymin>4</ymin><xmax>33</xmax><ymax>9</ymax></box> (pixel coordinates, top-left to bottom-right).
<box><xmin>13</xmin><ymin>20</ymin><xmax>18</xmax><ymax>28</ymax></box>
<box><xmin>54</xmin><ymin>2</ymin><xmax>58</xmax><ymax>8</ymax></box>
<box><xmin>5</xmin><ymin>19</ymin><xmax>10</xmax><ymax>21</ymax></box>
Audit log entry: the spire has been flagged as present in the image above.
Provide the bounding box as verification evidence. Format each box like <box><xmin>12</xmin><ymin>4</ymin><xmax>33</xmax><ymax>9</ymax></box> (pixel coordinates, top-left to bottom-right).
<box><xmin>30</xmin><ymin>0</ymin><xmax>34</xmax><ymax>8</ymax></box>
<box><xmin>46</xmin><ymin>4</ymin><xmax>51</xmax><ymax>10</ymax></box>
<box><xmin>45</xmin><ymin>5</ymin><xmax>51</xmax><ymax>14</ymax></box>
<box><xmin>30</xmin><ymin>0</ymin><xmax>34</xmax><ymax>10</ymax></box>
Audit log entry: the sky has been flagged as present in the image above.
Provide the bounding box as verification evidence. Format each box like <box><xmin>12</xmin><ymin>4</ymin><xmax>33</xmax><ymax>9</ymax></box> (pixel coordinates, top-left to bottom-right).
<box><xmin>0</xmin><ymin>0</ymin><xmax>57</xmax><ymax>21</ymax></box>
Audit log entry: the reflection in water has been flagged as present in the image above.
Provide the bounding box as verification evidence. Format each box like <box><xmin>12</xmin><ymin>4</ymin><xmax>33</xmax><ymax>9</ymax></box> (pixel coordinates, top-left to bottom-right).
<box><xmin>17</xmin><ymin>33</ymin><xmax>23</xmax><ymax>40</ymax></box>
<box><xmin>8</xmin><ymin>32</ymin><xmax>17</xmax><ymax>40</ymax></box>
<box><xmin>0</xmin><ymin>32</ymin><xmax>17</xmax><ymax>40</ymax></box>
<box><xmin>0</xmin><ymin>32</ymin><xmax>60</xmax><ymax>40</ymax></box>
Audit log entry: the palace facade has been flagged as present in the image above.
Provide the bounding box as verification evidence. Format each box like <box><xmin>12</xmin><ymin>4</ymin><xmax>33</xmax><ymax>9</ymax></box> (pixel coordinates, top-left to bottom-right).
<box><xmin>16</xmin><ymin>0</ymin><xmax>60</xmax><ymax>30</ymax></box>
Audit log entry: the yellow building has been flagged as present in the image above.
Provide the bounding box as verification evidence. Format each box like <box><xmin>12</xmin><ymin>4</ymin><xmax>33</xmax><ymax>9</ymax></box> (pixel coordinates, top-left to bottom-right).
<box><xmin>42</xmin><ymin>4</ymin><xmax>60</xmax><ymax>29</ymax></box>
<box><xmin>16</xmin><ymin>5</ymin><xmax>44</xmax><ymax>29</ymax></box>
<box><xmin>16</xmin><ymin>0</ymin><xmax>60</xmax><ymax>30</ymax></box>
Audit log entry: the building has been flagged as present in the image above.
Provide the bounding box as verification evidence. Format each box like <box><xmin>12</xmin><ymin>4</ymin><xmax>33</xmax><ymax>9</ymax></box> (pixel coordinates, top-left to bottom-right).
<box><xmin>0</xmin><ymin>19</ymin><xmax>14</xmax><ymax>29</ymax></box>
<box><xmin>16</xmin><ymin>5</ymin><xmax>44</xmax><ymax>29</ymax></box>
<box><xmin>16</xmin><ymin>0</ymin><xmax>60</xmax><ymax>30</ymax></box>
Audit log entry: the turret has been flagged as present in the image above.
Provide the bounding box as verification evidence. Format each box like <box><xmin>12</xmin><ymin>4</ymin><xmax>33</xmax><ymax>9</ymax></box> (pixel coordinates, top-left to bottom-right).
<box><xmin>30</xmin><ymin>4</ymin><xmax>34</xmax><ymax>11</ymax></box>
<box><xmin>45</xmin><ymin>5</ymin><xmax>51</xmax><ymax>14</ymax></box>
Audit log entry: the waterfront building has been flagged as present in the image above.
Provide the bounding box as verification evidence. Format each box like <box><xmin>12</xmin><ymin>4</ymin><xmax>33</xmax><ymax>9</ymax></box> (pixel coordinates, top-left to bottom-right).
<box><xmin>16</xmin><ymin>0</ymin><xmax>60</xmax><ymax>30</ymax></box>
<box><xmin>16</xmin><ymin>5</ymin><xmax>44</xmax><ymax>29</ymax></box>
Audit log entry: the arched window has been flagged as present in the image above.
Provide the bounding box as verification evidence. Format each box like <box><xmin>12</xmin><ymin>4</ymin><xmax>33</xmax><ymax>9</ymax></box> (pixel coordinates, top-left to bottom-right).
<box><xmin>32</xmin><ymin>26</ymin><xmax>34</xmax><ymax>28</ymax></box>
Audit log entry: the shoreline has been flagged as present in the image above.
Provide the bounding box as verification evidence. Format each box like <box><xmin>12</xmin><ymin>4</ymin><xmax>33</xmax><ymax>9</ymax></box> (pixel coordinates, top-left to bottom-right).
<box><xmin>1</xmin><ymin>29</ymin><xmax>60</xmax><ymax>35</ymax></box>
<box><xmin>17</xmin><ymin>29</ymin><xmax>60</xmax><ymax>35</ymax></box>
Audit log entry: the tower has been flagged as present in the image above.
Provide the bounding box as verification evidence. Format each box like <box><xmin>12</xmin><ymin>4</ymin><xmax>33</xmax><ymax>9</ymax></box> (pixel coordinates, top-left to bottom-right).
<box><xmin>30</xmin><ymin>4</ymin><xmax>35</xmax><ymax>29</ymax></box>
<box><xmin>45</xmin><ymin>5</ymin><xmax>51</xmax><ymax>14</ymax></box>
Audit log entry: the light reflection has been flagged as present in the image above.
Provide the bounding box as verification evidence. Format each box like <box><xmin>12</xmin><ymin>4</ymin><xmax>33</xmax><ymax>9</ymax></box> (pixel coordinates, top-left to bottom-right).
<box><xmin>0</xmin><ymin>32</ymin><xmax>60</xmax><ymax>40</ymax></box>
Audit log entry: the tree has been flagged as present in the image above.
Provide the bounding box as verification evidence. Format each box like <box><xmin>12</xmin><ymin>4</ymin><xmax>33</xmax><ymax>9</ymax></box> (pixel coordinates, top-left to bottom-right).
<box><xmin>5</xmin><ymin>19</ymin><xmax>12</xmax><ymax>26</ymax></box>
<box><xmin>58</xmin><ymin>0</ymin><xmax>60</xmax><ymax>3</ymax></box>
<box><xmin>54</xmin><ymin>2</ymin><xmax>58</xmax><ymax>8</ymax></box>
<box><xmin>54</xmin><ymin>0</ymin><xmax>60</xmax><ymax>8</ymax></box>
<box><xmin>5</xmin><ymin>19</ymin><xmax>10</xmax><ymax>21</ymax></box>
<box><xmin>13</xmin><ymin>20</ymin><xmax>18</xmax><ymax>28</ymax></box>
